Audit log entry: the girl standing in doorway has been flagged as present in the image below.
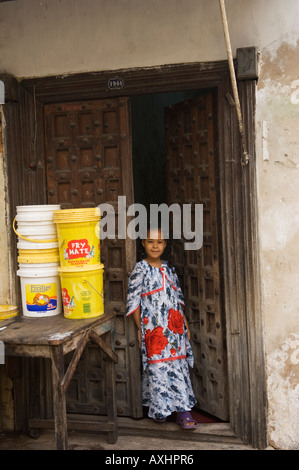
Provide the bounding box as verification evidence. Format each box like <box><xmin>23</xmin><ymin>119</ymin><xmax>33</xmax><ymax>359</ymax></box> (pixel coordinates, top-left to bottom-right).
<box><xmin>126</xmin><ymin>227</ymin><xmax>198</xmax><ymax>429</ymax></box>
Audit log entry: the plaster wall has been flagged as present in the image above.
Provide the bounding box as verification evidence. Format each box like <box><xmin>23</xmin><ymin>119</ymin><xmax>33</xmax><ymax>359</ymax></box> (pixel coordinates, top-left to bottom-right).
<box><xmin>0</xmin><ymin>0</ymin><xmax>298</xmax><ymax>448</ymax></box>
<box><xmin>0</xmin><ymin>108</ymin><xmax>14</xmax><ymax>431</ymax></box>
<box><xmin>256</xmin><ymin>38</ymin><xmax>299</xmax><ymax>450</ymax></box>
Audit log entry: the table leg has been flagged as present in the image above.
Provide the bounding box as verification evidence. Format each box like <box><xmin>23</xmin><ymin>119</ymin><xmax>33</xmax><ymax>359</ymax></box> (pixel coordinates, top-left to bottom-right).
<box><xmin>89</xmin><ymin>329</ymin><xmax>118</xmax><ymax>443</ymax></box>
<box><xmin>51</xmin><ymin>345</ymin><xmax>68</xmax><ymax>450</ymax></box>
<box><xmin>105</xmin><ymin>355</ymin><xmax>118</xmax><ymax>444</ymax></box>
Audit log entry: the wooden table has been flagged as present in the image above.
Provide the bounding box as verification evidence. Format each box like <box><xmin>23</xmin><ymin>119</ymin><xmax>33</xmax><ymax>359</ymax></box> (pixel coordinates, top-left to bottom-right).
<box><xmin>0</xmin><ymin>311</ymin><xmax>118</xmax><ymax>450</ymax></box>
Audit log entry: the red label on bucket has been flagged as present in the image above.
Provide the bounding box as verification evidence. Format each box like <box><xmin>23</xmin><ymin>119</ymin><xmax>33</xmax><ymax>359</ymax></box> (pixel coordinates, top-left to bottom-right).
<box><xmin>65</xmin><ymin>239</ymin><xmax>94</xmax><ymax>260</ymax></box>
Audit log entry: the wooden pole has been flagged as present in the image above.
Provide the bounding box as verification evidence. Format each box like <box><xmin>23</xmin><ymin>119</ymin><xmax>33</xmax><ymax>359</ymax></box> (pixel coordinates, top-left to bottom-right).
<box><xmin>219</xmin><ymin>0</ymin><xmax>250</xmax><ymax>165</ymax></box>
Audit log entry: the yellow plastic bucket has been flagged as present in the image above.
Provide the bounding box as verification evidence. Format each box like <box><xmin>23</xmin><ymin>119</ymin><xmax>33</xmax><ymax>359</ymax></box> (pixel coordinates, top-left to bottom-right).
<box><xmin>58</xmin><ymin>264</ymin><xmax>104</xmax><ymax>320</ymax></box>
<box><xmin>0</xmin><ymin>305</ymin><xmax>19</xmax><ymax>321</ymax></box>
<box><xmin>54</xmin><ymin>208</ymin><xmax>101</xmax><ymax>268</ymax></box>
<box><xmin>18</xmin><ymin>248</ymin><xmax>60</xmax><ymax>264</ymax></box>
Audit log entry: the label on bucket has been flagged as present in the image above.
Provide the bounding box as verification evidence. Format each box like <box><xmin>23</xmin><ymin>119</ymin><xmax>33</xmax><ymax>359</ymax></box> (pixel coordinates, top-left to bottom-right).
<box><xmin>25</xmin><ymin>282</ymin><xmax>58</xmax><ymax>312</ymax></box>
<box><xmin>62</xmin><ymin>238</ymin><xmax>100</xmax><ymax>267</ymax></box>
<box><xmin>62</xmin><ymin>287</ymin><xmax>92</xmax><ymax>317</ymax></box>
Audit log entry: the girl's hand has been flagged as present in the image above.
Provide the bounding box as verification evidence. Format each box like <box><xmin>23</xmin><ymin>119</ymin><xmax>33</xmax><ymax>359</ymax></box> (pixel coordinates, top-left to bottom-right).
<box><xmin>132</xmin><ymin>307</ymin><xmax>142</xmax><ymax>347</ymax></box>
<box><xmin>182</xmin><ymin>312</ymin><xmax>191</xmax><ymax>341</ymax></box>
<box><xmin>137</xmin><ymin>328</ymin><xmax>141</xmax><ymax>348</ymax></box>
<box><xmin>186</xmin><ymin>325</ymin><xmax>191</xmax><ymax>341</ymax></box>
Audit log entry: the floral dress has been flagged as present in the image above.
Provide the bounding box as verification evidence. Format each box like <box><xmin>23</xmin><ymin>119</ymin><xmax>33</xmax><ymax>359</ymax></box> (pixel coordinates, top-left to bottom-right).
<box><xmin>126</xmin><ymin>259</ymin><xmax>196</xmax><ymax>420</ymax></box>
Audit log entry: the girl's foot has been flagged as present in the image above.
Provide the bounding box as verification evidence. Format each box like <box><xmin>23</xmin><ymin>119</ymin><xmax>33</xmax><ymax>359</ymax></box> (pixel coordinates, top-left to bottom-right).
<box><xmin>176</xmin><ymin>411</ymin><xmax>198</xmax><ymax>430</ymax></box>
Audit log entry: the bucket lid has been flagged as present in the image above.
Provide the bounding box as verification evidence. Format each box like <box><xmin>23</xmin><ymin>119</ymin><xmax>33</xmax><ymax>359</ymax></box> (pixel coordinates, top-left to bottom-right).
<box><xmin>0</xmin><ymin>305</ymin><xmax>18</xmax><ymax>314</ymax></box>
<box><xmin>58</xmin><ymin>263</ymin><xmax>104</xmax><ymax>274</ymax></box>
<box><xmin>16</xmin><ymin>214</ymin><xmax>57</xmax><ymax>222</ymax></box>
<box><xmin>17</xmin><ymin>267</ymin><xmax>59</xmax><ymax>277</ymax></box>
<box><xmin>0</xmin><ymin>305</ymin><xmax>19</xmax><ymax>321</ymax></box>
<box><xmin>16</xmin><ymin>204</ymin><xmax>61</xmax><ymax>212</ymax></box>
<box><xmin>54</xmin><ymin>207</ymin><xmax>101</xmax><ymax>222</ymax></box>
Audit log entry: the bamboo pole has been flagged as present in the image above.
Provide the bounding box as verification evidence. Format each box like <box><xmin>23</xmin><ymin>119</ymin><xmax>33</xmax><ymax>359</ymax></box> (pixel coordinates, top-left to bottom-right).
<box><xmin>219</xmin><ymin>0</ymin><xmax>250</xmax><ymax>165</ymax></box>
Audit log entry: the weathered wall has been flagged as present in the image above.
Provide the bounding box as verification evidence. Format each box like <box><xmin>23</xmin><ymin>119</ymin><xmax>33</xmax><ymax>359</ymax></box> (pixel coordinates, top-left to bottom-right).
<box><xmin>0</xmin><ymin>0</ymin><xmax>298</xmax><ymax>448</ymax></box>
<box><xmin>0</xmin><ymin>108</ymin><xmax>14</xmax><ymax>432</ymax></box>
<box><xmin>0</xmin><ymin>110</ymin><xmax>11</xmax><ymax>303</ymax></box>
<box><xmin>0</xmin><ymin>0</ymin><xmax>298</xmax><ymax>79</ymax></box>
<box><xmin>256</xmin><ymin>37</ymin><xmax>299</xmax><ymax>449</ymax></box>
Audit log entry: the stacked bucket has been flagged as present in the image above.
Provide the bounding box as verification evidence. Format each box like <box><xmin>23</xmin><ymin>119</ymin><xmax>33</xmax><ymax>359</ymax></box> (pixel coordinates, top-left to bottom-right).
<box><xmin>53</xmin><ymin>207</ymin><xmax>104</xmax><ymax>320</ymax></box>
<box><xmin>14</xmin><ymin>205</ymin><xmax>62</xmax><ymax>317</ymax></box>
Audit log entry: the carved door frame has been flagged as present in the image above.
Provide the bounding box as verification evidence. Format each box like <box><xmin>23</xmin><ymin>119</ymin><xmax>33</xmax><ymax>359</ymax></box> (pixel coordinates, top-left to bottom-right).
<box><xmin>3</xmin><ymin>60</ymin><xmax>267</xmax><ymax>448</ymax></box>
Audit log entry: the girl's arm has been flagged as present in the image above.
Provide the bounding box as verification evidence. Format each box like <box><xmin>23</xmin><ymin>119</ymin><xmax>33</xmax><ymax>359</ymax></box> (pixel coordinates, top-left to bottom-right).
<box><xmin>133</xmin><ymin>306</ymin><xmax>142</xmax><ymax>348</ymax></box>
<box><xmin>182</xmin><ymin>312</ymin><xmax>191</xmax><ymax>341</ymax></box>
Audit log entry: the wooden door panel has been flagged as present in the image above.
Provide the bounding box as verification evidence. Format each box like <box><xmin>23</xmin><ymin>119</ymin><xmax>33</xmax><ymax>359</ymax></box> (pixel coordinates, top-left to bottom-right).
<box><xmin>44</xmin><ymin>98</ymin><xmax>142</xmax><ymax>418</ymax></box>
<box><xmin>165</xmin><ymin>92</ymin><xmax>229</xmax><ymax>420</ymax></box>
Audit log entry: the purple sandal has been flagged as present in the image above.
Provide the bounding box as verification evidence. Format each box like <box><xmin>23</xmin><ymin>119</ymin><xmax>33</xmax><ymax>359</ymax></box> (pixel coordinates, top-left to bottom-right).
<box><xmin>176</xmin><ymin>411</ymin><xmax>198</xmax><ymax>430</ymax></box>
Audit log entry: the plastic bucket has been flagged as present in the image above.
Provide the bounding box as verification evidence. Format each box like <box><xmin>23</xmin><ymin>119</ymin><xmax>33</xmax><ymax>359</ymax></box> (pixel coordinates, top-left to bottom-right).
<box><xmin>58</xmin><ymin>264</ymin><xmax>104</xmax><ymax>320</ymax></box>
<box><xmin>18</xmin><ymin>248</ymin><xmax>60</xmax><ymax>264</ymax></box>
<box><xmin>18</xmin><ymin>262</ymin><xmax>59</xmax><ymax>270</ymax></box>
<box><xmin>13</xmin><ymin>204</ymin><xmax>60</xmax><ymax>245</ymax></box>
<box><xmin>16</xmin><ymin>224</ymin><xmax>57</xmax><ymax>237</ymax></box>
<box><xmin>16</xmin><ymin>204</ymin><xmax>61</xmax><ymax>222</ymax></box>
<box><xmin>54</xmin><ymin>208</ymin><xmax>101</xmax><ymax>268</ymax></box>
<box><xmin>17</xmin><ymin>236</ymin><xmax>58</xmax><ymax>250</ymax></box>
<box><xmin>0</xmin><ymin>305</ymin><xmax>19</xmax><ymax>321</ymax></box>
<box><xmin>17</xmin><ymin>265</ymin><xmax>62</xmax><ymax>317</ymax></box>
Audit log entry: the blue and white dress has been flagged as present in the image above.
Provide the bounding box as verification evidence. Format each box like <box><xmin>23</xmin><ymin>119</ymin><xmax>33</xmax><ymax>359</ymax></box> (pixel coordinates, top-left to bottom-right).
<box><xmin>126</xmin><ymin>259</ymin><xmax>196</xmax><ymax>420</ymax></box>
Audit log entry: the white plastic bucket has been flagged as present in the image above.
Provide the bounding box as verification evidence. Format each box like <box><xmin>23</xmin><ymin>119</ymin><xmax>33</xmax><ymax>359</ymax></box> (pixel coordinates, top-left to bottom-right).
<box><xmin>18</xmin><ymin>262</ymin><xmax>59</xmax><ymax>270</ymax></box>
<box><xmin>16</xmin><ymin>205</ymin><xmax>61</xmax><ymax>222</ymax></box>
<box><xmin>16</xmin><ymin>224</ymin><xmax>57</xmax><ymax>237</ymax></box>
<box><xmin>17</xmin><ymin>239</ymin><xmax>59</xmax><ymax>250</ymax></box>
<box><xmin>17</xmin><ymin>265</ymin><xmax>62</xmax><ymax>317</ymax></box>
<box><xmin>13</xmin><ymin>204</ymin><xmax>60</xmax><ymax>246</ymax></box>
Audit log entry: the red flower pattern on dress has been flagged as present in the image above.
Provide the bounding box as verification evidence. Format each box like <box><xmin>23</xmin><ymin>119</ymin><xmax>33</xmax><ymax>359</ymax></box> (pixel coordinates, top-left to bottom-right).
<box><xmin>145</xmin><ymin>326</ymin><xmax>168</xmax><ymax>358</ymax></box>
<box><xmin>168</xmin><ymin>308</ymin><xmax>184</xmax><ymax>335</ymax></box>
<box><xmin>143</xmin><ymin>316</ymin><xmax>149</xmax><ymax>325</ymax></box>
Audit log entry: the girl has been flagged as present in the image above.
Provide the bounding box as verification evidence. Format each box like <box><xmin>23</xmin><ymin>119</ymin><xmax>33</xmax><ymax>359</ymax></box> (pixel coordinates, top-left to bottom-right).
<box><xmin>126</xmin><ymin>227</ymin><xmax>197</xmax><ymax>429</ymax></box>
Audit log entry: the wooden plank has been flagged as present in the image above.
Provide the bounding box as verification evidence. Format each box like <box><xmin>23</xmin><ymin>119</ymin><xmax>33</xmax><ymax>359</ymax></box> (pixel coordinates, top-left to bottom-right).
<box><xmin>5</xmin><ymin>344</ymin><xmax>51</xmax><ymax>358</ymax></box>
<box><xmin>21</xmin><ymin>62</ymin><xmax>231</xmax><ymax>104</ymax></box>
<box><xmin>61</xmin><ymin>331</ymin><xmax>89</xmax><ymax>393</ymax></box>
<box><xmin>88</xmin><ymin>330</ymin><xmax>118</xmax><ymax>364</ymax></box>
<box><xmin>28</xmin><ymin>416</ymin><xmax>239</xmax><ymax>444</ymax></box>
<box><xmin>0</xmin><ymin>312</ymin><xmax>116</xmax><ymax>347</ymax></box>
<box><xmin>29</xmin><ymin>417</ymin><xmax>116</xmax><ymax>434</ymax></box>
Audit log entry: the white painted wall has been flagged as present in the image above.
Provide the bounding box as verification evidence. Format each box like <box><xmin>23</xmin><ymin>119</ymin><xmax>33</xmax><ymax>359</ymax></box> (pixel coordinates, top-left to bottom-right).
<box><xmin>0</xmin><ymin>0</ymin><xmax>298</xmax><ymax>448</ymax></box>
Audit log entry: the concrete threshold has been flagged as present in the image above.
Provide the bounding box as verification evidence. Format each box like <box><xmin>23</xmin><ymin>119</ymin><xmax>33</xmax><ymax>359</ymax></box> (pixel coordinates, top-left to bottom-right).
<box><xmin>0</xmin><ymin>417</ymin><xmax>258</xmax><ymax>450</ymax></box>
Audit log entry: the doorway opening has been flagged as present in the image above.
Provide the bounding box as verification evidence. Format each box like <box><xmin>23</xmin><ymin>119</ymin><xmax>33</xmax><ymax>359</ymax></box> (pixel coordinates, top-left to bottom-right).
<box><xmin>130</xmin><ymin>89</ymin><xmax>229</xmax><ymax>423</ymax></box>
<box><xmin>9</xmin><ymin>62</ymin><xmax>266</xmax><ymax>446</ymax></box>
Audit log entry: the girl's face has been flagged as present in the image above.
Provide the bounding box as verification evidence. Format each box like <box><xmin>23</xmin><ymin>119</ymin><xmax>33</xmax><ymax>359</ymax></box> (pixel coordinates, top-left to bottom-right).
<box><xmin>142</xmin><ymin>229</ymin><xmax>166</xmax><ymax>261</ymax></box>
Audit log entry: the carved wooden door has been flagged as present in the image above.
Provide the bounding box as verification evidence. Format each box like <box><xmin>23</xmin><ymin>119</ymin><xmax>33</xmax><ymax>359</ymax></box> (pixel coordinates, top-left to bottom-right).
<box><xmin>44</xmin><ymin>98</ymin><xmax>142</xmax><ymax>418</ymax></box>
<box><xmin>165</xmin><ymin>92</ymin><xmax>229</xmax><ymax>420</ymax></box>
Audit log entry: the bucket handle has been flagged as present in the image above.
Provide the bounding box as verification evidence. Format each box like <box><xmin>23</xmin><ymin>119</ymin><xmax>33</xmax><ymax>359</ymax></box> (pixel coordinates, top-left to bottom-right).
<box><xmin>13</xmin><ymin>217</ymin><xmax>58</xmax><ymax>243</ymax></box>
<box><xmin>83</xmin><ymin>279</ymin><xmax>103</xmax><ymax>299</ymax></box>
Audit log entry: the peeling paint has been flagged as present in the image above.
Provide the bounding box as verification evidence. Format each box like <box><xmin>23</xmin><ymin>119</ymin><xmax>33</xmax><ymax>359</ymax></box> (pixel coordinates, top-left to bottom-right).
<box><xmin>267</xmin><ymin>334</ymin><xmax>299</xmax><ymax>449</ymax></box>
